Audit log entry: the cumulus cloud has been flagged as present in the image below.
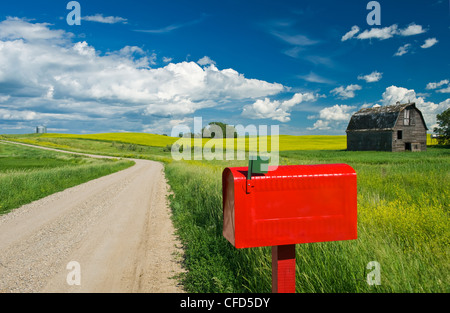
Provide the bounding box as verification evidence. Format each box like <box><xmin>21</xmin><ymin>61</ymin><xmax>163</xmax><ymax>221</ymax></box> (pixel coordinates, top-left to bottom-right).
<box><xmin>242</xmin><ymin>93</ymin><xmax>317</xmax><ymax>122</ymax></box>
<box><xmin>357</xmin><ymin>24</ymin><xmax>399</xmax><ymax>40</ymax></box>
<box><xmin>308</xmin><ymin>86</ymin><xmax>450</xmax><ymax>132</ymax></box>
<box><xmin>0</xmin><ymin>18</ymin><xmax>286</xmax><ymax>132</ymax></box>
<box><xmin>0</xmin><ymin>17</ymin><xmax>70</xmax><ymax>43</ymax></box>
<box><xmin>307</xmin><ymin>104</ymin><xmax>356</xmax><ymax>131</ymax></box>
<box><xmin>382</xmin><ymin>85</ymin><xmax>450</xmax><ymax>129</ymax></box>
<box><xmin>319</xmin><ymin>104</ymin><xmax>356</xmax><ymax>121</ymax></box>
<box><xmin>308</xmin><ymin>120</ymin><xmax>331</xmax><ymax>131</ymax></box>
<box><xmin>330</xmin><ymin>84</ymin><xmax>362</xmax><ymax>99</ymax></box>
<box><xmin>421</xmin><ymin>38</ymin><xmax>438</xmax><ymax>49</ymax></box>
<box><xmin>358</xmin><ymin>71</ymin><xmax>382</xmax><ymax>83</ymax></box>
<box><xmin>399</xmin><ymin>23</ymin><xmax>426</xmax><ymax>36</ymax></box>
<box><xmin>197</xmin><ymin>56</ymin><xmax>216</xmax><ymax>66</ymax></box>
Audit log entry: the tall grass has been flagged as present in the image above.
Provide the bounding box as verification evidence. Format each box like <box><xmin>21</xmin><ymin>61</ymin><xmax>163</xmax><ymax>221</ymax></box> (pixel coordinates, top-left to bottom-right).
<box><xmin>165</xmin><ymin>148</ymin><xmax>449</xmax><ymax>293</ymax></box>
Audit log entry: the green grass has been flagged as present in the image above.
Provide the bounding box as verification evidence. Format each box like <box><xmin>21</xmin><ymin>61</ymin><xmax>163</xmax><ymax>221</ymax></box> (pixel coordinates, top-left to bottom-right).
<box><xmin>2</xmin><ymin>133</ymin><xmax>448</xmax><ymax>293</ymax></box>
<box><xmin>0</xmin><ymin>141</ymin><xmax>134</xmax><ymax>215</ymax></box>
<box><xmin>1</xmin><ymin>134</ymin><xmax>173</xmax><ymax>163</ymax></box>
<box><xmin>165</xmin><ymin>148</ymin><xmax>449</xmax><ymax>293</ymax></box>
<box><xmin>41</xmin><ymin>132</ymin><xmax>177</xmax><ymax>147</ymax></box>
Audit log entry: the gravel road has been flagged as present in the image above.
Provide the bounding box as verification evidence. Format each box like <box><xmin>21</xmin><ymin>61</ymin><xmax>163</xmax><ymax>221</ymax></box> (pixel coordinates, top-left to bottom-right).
<box><xmin>0</xmin><ymin>142</ymin><xmax>184</xmax><ymax>293</ymax></box>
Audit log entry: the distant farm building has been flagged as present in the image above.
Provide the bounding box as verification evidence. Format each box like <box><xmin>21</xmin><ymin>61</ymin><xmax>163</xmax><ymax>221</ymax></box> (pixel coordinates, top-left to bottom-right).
<box><xmin>346</xmin><ymin>102</ymin><xmax>428</xmax><ymax>152</ymax></box>
<box><xmin>36</xmin><ymin>126</ymin><xmax>47</xmax><ymax>134</ymax></box>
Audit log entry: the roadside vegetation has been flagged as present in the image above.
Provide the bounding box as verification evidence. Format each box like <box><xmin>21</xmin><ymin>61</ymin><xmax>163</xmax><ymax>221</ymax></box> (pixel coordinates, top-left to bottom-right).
<box><xmin>1</xmin><ymin>133</ymin><xmax>448</xmax><ymax>293</ymax></box>
<box><xmin>0</xmin><ymin>141</ymin><xmax>134</xmax><ymax>215</ymax></box>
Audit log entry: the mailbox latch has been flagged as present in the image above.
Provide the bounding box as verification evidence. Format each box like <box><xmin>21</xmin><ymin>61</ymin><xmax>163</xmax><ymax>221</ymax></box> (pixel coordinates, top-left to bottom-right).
<box><xmin>246</xmin><ymin>156</ymin><xmax>269</xmax><ymax>194</ymax></box>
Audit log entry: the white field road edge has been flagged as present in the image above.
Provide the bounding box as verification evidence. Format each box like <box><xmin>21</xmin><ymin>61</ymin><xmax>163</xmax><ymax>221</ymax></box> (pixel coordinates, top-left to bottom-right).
<box><xmin>0</xmin><ymin>140</ymin><xmax>185</xmax><ymax>293</ymax></box>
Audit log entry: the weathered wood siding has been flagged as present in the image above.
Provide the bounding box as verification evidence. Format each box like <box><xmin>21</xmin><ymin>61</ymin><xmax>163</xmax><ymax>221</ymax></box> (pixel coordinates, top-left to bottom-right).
<box><xmin>392</xmin><ymin>108</ymin><xmax>427</xmax><ymax>152</ymax></box>
<box><xmin>347</xmin><ymin>130</ymin><xmax>392</xmax><ymax>151</ymax></box>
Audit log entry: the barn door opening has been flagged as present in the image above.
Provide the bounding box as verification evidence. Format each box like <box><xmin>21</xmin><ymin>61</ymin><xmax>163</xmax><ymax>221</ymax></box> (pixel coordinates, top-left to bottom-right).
<box><xmin>405</xmin><ymin>143</ymin><xmax>412</xmax><ymax>151</ymax></box>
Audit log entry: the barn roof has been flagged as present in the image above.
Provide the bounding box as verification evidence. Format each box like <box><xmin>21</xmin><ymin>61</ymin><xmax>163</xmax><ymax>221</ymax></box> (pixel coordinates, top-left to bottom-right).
<box><xmin>346</xmin><ymin>102</ymin><xmax>427</xmax><ymax>131</ymax></box>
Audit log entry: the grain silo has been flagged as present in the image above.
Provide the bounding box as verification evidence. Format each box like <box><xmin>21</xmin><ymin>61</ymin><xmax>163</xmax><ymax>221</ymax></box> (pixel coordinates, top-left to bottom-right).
<box><xmin>36</xmin><ymin>126</ymin><xmax>47</xmax><ymax>134</ymax></box>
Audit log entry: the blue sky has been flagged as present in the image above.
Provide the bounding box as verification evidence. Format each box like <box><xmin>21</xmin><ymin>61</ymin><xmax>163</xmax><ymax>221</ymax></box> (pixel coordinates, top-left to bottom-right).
<box><xmin>0</xmin><ymin>0</ymin><xmax>449</xmax><ymax>135</ymax></box>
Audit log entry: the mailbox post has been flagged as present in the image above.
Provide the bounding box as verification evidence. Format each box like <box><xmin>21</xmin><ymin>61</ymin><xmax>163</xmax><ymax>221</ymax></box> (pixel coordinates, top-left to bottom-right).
<box><xmin>222</xmin><ymin>158</ymin><xmax>357</xmax><ymax>293</ymax></box>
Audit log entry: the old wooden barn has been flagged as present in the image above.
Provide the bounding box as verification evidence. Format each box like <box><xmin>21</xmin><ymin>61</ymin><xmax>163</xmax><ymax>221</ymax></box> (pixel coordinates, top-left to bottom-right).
<box><xmin>346</xmin><ymin>102</ymin><xmax>428</xmax><ymax>152</ymax></box>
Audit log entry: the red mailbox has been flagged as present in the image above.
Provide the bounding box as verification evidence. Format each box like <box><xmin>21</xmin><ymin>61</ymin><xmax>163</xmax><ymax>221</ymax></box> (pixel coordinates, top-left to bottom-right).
<box><xmin>222</xmin><ymin>163</ymin><xmax>357</xmax><ymax>249</ymax></box>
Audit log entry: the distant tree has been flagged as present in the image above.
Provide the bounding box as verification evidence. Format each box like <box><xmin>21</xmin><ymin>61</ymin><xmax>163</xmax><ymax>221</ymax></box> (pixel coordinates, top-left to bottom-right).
<box><xmin>202</xmin><ymin>122</ymin><xmax>238</xmax><ymax>138</ymax></box>
<box><xmin>434</xmin><ymin>108</ymin><xmax>450</xmax><ymax>145</ymax></box>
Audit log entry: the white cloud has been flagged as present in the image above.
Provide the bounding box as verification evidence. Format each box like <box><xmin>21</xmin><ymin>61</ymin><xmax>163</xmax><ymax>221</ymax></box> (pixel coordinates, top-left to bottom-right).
<box><xmin>330</xmin><ymin>84</ymin><xmax>362</xmax><ymax>99</ymax></box>
<box><xmin>0</xmin><ymin>95</ymin><xmax>11</xmax><ymax>102</ymax></box>
<box><xmin>0</xmin><ymin>17</ymin><xmax>70</xmax><ymax>43</ymax></box>
<box><xmin>421</xmin><ymin>38</ymin><xmax>438</xmax><ymax>49</ymax></box>
<box><xmin>426</xmin><ymin>80</ymin><xmax>449</xmax><ymax>90</ymax></box>
<box><xmin>0</xmin><ymin>108</ymin><xmax>87</xmax><ymax>121</ymax></box>
<box><xmin>399</xmin><ymin>23</ymin><xmax>426</xmax><ymax>36</ymax></box>
<box><xmin>342</xmin><ymin>23</ymin><xmax>426</xmax><ymax>41</ymax></box>
<box><xmin>382</xmin><ymin>86</ymin><xmax>418</xmax><ymax>106</ymax></box>
<box><xmin>437</xmin><ymin>86</ymin><xmax>450</xmax><ymax>93</ymax></box>
<box><xmin>341</xmin><ymin>25</ymin><xmax>360</xmax><ymax>41</ymax></box>
<box><xmin>0</xmin><ymin>108</ymin><xmax>37</xmax><ymax>120</ymax></box>
<box><xmin>394</xmin><ymin>43</ymin><xmax>411</xmax><ymax>56</ymax></box>
<box><xmin>242</xmin><ymin>92</ymin><xmax>317</xmax><ymax>122</ymax></box>
<box><xmin>197</xmin><ymin>56</ymin><xmax>216</xmax><ymax>66</ymax></box>
<box><xmin>163</xmin><ymin>56</ymin><xmax>173</xmax><ymax>63</ymax></box>
<box><xmin>382</xmin><ymin>85</ymin><xmax>450</xmax><ymax>129</ymax></box>
<box><xmin>358</xmin><ymin>71</ymin><xmax>383</xmax><ymax>83</ymax></box>
<box><xmin>357</xmin><ymin>24</ymin><xmax>399</xmax><ymax>40</ymax></box>
<box><xmin>309</xmin><ymin>86</ymin><xmax>450</xmax><ymax>132</ymax></box>
<box><xmin>0</xmin><ymin>18</ymin><xmax>286</xmax><ymax>129</ymax></box>
<box><xmin>307</xmin><ymin>104</ymin><xmax>356</xmax><ymax>131</ymax></box>
<box><xmin>83</xmin><ymin>14</ymin><xmax>127</xmax><ymax>24</ymax></box>
<box><xmin>319</xmin><ymin>104</ymin><xmax>356</xmax><ymax>121</ymax></box>
<box><xmin>308</xmin><ymin>120</ymin><xmax>330</xmax><ymax>131</ymax></box>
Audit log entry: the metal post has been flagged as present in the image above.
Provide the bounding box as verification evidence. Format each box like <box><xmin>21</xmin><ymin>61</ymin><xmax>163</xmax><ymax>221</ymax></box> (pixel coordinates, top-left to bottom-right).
<box><xmin>272</xmin><ymin>244</ymin><xmax>296</xmax><ymax>293</ymax></box>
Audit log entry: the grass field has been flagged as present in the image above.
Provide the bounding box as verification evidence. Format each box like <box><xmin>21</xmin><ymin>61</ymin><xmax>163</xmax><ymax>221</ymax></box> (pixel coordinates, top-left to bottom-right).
<box><xmin>165</xmin><ymin>148</ymin><xmax>449</xmax><ymax>293</ymax></box>
<box><xmin>1</xmin><ymin>132</ymin><xmax>448</xmax><ymax>293</ymax></box>
<box><xmin>3</xmin><ymin>132</ymin><xmax>436</xmax><ymax>151</ymax></box>
<box><xmin>0</xmin><ymin>141</ymin><xmax>134</xmax><ymax>215</ymax></box>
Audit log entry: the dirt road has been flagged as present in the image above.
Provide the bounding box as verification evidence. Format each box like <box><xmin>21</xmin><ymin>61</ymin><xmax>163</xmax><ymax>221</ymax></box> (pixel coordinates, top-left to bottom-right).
<box><xmin>0</xmin><ymin>142</ymin><xmax>184</xmax><ymax>293</ymax></box>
